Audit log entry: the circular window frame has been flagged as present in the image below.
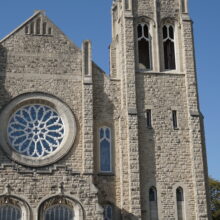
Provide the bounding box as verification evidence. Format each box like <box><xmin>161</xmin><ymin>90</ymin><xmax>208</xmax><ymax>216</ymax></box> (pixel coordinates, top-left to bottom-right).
<box><xmin>0</xmin><ymin>93</ymin><xmax>77</xmax><ymax>167</ymax></box>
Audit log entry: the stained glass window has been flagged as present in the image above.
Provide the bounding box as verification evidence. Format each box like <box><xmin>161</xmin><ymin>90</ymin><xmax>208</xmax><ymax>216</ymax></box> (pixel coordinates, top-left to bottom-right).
<box><xmin>0</xmin><ymin>205</ymin><xmax>21</xmax><ymax>220</ymax></box>
<box><xmin>44</xmin><ymin>205</ymin><xmax>74</xmax><ymax>220</ymax></box>
<box><xmin>7</xmin><ymin>104</ymin><xmax>64</xmax><ymax>158</ymax></box>
<box><xmin>99</xmin><ymin>127</ymin><xmax>112</xmax><ymax>172</ymax></box>
<box><xmin>104</xmin><ymin>205</ymin><xmax>112</xmax><ymax>220</ymax></box>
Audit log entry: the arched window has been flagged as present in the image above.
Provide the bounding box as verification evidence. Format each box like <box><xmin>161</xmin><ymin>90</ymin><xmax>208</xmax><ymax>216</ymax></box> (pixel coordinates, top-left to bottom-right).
<box><xmin>149</xmin><ymin>187</ymin><xmax>158</xmax><ymax>220</ymax></box>
<box><xmin>176</xmin><ymin>187</ymin><xmax>185</xmax><ymax>220</ymax></box>
<box><xmin>163</xmin><ymin>24</ymin><xmax>176</xmax><ymax>70</ymax></box>
<box><xmin>30</xmin><ymin>22</ymin><xmax>34</xmax><ymax>34</ymax></box>
<box><xmin>44</xmin><ymin>204</ymin><xmax>74</xmax><ymax>220</ymax></box>
<box><xmin>0</xmin><ymin>204</ymin><xmax>21</xmax><ymax>220</ymax></box>
<box><xmin>137</xmin><ymin>23</ymin><xmax>151</xmax><ymax>70</ymax></box>
<box><xmin>36</xmin><ymin>18</ymin><xmax>41</xmax><ymax>35</ymax></box>
<box><xmin>104</xmin><ymin>205</ymin><xmax>112</xmax><ymax>220</ymax></box>
<box><xmin>43</xmin><ymin>22</ymin><xmax>47</xmax><ymax>35</ymax></box>
<box><xmin>99</xmin><ymin>127</ymin><xmax>112</xmax><ymax>172</ymax></box>
<box><xmin>25</xmin><ymin>26</ymin><xmax>29</xmax><ymax>34</ymax></box>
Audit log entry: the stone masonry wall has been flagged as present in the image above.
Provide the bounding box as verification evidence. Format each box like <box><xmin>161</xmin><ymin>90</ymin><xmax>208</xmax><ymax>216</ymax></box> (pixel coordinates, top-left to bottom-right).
<box><xmin>0</xmin><ymin>11</ymin><xmax>103</xmax><ymax>220</ymax></box>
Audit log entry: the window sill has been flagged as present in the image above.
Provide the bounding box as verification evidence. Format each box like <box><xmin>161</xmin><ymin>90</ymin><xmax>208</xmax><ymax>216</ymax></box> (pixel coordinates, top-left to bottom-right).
<box><xmin>97</xmin><ymin>172</ymin><xmax>115</xmax><ymax>176</ymax></box>
<box><xmin>136</xmin><ymin>70</ymin><xmax>185</xmax><ymax>75</ymax></box>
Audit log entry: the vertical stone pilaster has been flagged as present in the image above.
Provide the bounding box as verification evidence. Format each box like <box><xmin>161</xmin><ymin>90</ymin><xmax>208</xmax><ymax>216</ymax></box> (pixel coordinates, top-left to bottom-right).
<box><xmin>121</xmin><ymin>10</ymin><xmax>142</xmax><ymax>218</ymax></box>
<box><xmin>82</xmin><ymin>40</ymin><xmax>94</xmax><ymax>174</ymax></box>
<box><xmin>182</xmin><ymin>18</ymin><xmax>211</xmax><ymax>220</ymax></box>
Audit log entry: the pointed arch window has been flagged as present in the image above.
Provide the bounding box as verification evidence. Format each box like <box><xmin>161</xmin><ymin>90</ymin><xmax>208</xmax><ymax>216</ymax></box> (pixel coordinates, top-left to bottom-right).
<box><xmin>0</xmin><ymin>204</ymin><xmax>21</xmax><ymax>220</ymax></box>
<box><xmin>163</xmin><ymin>24</ymin><xmax>176</xmax><ymax>70</ymax></box>
<box><xmin>137</xmin><ymin>23</ymin><xmax>152</xmax><ymax>70</ymax></box>
<box><xmin>176</xmin><ymin>187</ymin><xmax>185</xmax><ymax>220</ymax></box>
<box><xmin>30</xmin><ymin>22</ymin><xmax>34</xmax><ymax>35</ymax></box>
<box><xmin>104</xmin><ymin>205</ymin><xmax>113</xmax><ymax>220</ymax></box>
<box><xmin>149</xmin><ymin>187</ymin><xmax>159</xmax><ymax>220</ymax></box>
<box><xmin>44</xmin><ymin>204</ymin><xmax>74</xmax><ymax>220</ymax></box>
<box><xmin>99</xmin><ymin>127</ymin><xmax>112</xmax><ymax>172</ymax></box>
<box><xmin>36</xmin><ymin>18</ymin><xmax>41</xmax><ymax>35</ymax></box>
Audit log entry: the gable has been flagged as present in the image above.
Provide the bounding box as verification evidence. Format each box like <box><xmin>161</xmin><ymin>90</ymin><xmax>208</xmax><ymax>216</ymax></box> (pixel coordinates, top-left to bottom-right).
<box><xmin>0</xmin><ymin>11</ymin><xmax>82</xmax><ymax>76</ymax></box>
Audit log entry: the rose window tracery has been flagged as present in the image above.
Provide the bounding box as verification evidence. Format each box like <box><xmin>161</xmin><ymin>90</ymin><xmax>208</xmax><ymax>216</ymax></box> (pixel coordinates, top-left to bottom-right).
<box><xmin>7</xmin><ymin>104</ymin><xmax>64</xmax><ymax>158</ymax></box>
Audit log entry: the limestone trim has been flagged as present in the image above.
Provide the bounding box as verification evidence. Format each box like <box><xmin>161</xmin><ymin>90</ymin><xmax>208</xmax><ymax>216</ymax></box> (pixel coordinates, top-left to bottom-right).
<box><xmin>0</xmin><ymin>92</ymin><xmax>76</xmax><ymax>167</ymax></box>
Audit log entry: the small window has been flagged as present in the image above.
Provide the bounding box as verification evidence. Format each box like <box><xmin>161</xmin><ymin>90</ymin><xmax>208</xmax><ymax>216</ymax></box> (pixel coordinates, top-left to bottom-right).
<box><xmin>176</xmin><ymin>187</ymin><xmax>184</xmax><ymax>202</ymax></box>
<box><xmin>0</xmin><ymin>204</ymin><xmax>21</xmax><ymax>220</ymax></box>
<box><xmin>176</xmin><ymin>187</ymin><xmax>185</xmax><ymax>220</ymax></box>
<box><xmin>146</xmin><ymin>109</ymin><xmax>152</xmax><ymax>128</ymax></box>
<box><xmin>163</xmin><ymin>24</ymin><xmax>176</xmax><ymax>70</ymax></box>
<box><xmin>172</xmin><ymin>110</ymin><xmax>178</xmax><ymax>129</ymax></box>
<box><xmin>104</xmin><ymin>205</ymin><xmax>113</xmax><ymax>220</ymax></box>
<box><xmin>25</xmin><ymin>26</ymin><xmax>29</xmax><ymax>34</ymax></box>
<box><xmin>44</xmin><ymin>205</ymin><xmax>74</xmax><ymax>220</ymax></box>
<box><xmin>43</xmin><ymin>22</ymin><xmax>47</xmax><ymax>35</ymax></box>
<box><xmin>30</xmin><ymin>22</ymin><xmax>34</xmax><ymax>34</ymax></box>
<box><xmin>36</xmin><ymin>18</ymin><xmax>41</xmax><ymax>35</ymax></box>
<box><xmin>149</xmin><ymin>187</ymin><xmax>159</xmax><ymax>220</ymax></box>
<box><xmin>149</xmin><ymin>187</ymin><xmax>157</xmax><ymax>202</ymax></box>
<box><xmin>137</xmin><ymin>23</ymin><xmax>151</xmax><ymax>70</ymax></box>
<box><xmin>99</xmin><ymin>127</ymin><xmax>112</xmax><ymax>172</ymax></box>
<box><xmin>48</xmin><ymin>27</ymin><xmax>52</xmax><ymax>35</ymax></box>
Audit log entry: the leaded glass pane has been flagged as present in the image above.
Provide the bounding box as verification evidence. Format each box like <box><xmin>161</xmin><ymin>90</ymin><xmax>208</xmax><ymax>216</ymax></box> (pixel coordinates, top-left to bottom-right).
<box><xmin>144</xmin><ymin>24</ymin><xmax>149</xmax><ymax>38</ymax></box>
<box><xmin>169</xmin><ymin>26</ymin><xmax>174</xmax><ymax>39</ymax></box>
<box><xmin>137</xmin><ymin>24</ymin><xmax>142</xmax><ymax>38</ymax></box>
<box><xmin>7</xmin><ymin>104</ymin><xmax>65</xmax><ymax>158</ymax></box>
<box><xmin>149</xmin><ymin>187</ymin><xmax>157</xmax><ymax>202</ymax></box>
<box><xmin>0</xmin><ymin>205</ymin><xmax>21</xmax><ymax>220</ymax></box>
<box><xmin>44</xmin><ymin>205</ymin><xmax>74</xmax><ymax>220</ymax></box>
<box><xmin>100</xmin><ymin>139</ymin><xmax>111</xmax><ymax>171</ymax></box>
<box><xmin>104</xmin><ymin>205</ymin><xmax>112</xmax><ymax>220</ymax></box>
<box><xmin>163</xmin><ymin>26</ymin><xmax>167</xmax><ymax>39</ymax></box>
<box><xmin>99</xmin><ymin>127</ymin><xmax>111</xmax><ymax>172</ymax></box>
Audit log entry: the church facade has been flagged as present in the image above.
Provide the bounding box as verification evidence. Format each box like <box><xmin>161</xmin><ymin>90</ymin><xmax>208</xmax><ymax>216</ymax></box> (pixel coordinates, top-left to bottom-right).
<box><xmin>0</xmin><ymin>0</ymin><xmax>211</xmax><ymax>219</ymax></box>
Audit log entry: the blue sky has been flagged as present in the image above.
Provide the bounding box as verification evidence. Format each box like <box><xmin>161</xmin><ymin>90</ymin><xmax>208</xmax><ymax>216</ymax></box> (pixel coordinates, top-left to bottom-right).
<box><xmin>0</xmin><ymin>1</ymin><xmax>219</xmax><ymax>180</ymax></box>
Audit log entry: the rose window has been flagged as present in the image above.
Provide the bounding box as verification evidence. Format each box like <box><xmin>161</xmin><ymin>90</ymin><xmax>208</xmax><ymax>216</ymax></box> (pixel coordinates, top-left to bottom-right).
<box><xmin>7</xmin><ymin>104</ymin><xmax>65</xmax><ymax>158</ymax></box>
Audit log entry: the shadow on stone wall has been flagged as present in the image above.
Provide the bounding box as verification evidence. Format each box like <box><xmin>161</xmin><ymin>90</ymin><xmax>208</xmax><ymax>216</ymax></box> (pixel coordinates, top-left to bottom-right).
<box><xmin>0</xmin><ymin>44</ymin><xmax>12</xmax><ymax>164</ymax></box>
<box><xmin>92</xmin><ymin>66</ymin><xmax>121</xmax><ymax>217</ymax></box>
<box><xmin>136</xmin><ymin>73</ymin><xmax>157</xmax><ymax>219</ymax></box>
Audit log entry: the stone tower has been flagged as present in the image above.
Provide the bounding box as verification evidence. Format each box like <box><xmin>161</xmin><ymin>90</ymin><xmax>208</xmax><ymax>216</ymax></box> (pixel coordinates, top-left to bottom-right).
<box><xmin>109</xmin><ymin>0</ymin><xmax>211</xmax><ymax>219</ymax></box>
<box><xmin>0</xmin><ymin>0</ymin><xmax>210</xmax><ymax>220</ymax></box>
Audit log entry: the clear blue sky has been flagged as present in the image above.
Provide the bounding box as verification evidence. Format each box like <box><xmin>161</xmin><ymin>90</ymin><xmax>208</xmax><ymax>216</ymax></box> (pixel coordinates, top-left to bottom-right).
<box><xmin>0</xmin><ymin>1</ymin><xmax>219</xmax><ymax>180</ymax></box>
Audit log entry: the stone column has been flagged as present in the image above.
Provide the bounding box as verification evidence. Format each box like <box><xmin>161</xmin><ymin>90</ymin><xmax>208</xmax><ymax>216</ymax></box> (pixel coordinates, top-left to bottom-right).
<box><xmin>121</xmin><ymin>8</ymin><xmax>142</xmax><ymax>218</ymax></box>
<box><xmin>82</xmin><ymin>40</ymin><xmax>94</xmax><ymax>174</ymax></box>
<box><xmin>182</xmin><ymin>16</ymin><xmax>211</xmax><ymax>220</ymax></box>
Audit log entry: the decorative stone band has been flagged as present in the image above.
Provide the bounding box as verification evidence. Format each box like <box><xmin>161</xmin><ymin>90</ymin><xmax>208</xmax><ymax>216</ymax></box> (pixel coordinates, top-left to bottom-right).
<box><xmin>0</xmin><ymin>92</ymin><xmax>76</xmax><ymax>167</ymax></box>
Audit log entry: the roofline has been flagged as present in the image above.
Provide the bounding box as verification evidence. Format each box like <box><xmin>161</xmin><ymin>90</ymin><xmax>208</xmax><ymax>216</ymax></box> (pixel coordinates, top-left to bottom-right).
<box><xmin>0</xmin><ymin>10</ymin><xmax>42</xmax><ymax>43</ymax></box>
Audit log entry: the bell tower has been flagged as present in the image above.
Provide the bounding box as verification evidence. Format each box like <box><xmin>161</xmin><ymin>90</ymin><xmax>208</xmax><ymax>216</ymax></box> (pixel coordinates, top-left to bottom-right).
<box><xmin>110</xmin><ymin>0</ymin><xmax>211</xmax><ymax>219</ymax></box>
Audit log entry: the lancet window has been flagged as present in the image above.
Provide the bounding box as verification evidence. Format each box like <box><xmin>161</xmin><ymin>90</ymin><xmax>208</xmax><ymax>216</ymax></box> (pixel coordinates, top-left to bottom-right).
<box><xmin>149</xmin><ymin>187</ymin><xmax>159</xmax><ymax>220</ymax></box>
<box><xmin>163</xmin><ymin>24</ymin><xmax>176</xmax><ymax>70</ymax></box>
<box><xmin>99</xmin><ymin>127</ymin><xmax>112</xmax><ymax>172</ymax></box>
<box><xmin>137</xmin><ymin>23</ymin><xmax>152</xmax><ymax>70</ymax></box>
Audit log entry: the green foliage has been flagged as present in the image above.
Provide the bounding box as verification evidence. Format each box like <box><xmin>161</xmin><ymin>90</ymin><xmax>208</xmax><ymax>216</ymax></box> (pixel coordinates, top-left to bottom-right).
<box><xmin>209</xmin><ymin>177</ymin><xmax>220</xmax><ymax>220</ymax></box>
